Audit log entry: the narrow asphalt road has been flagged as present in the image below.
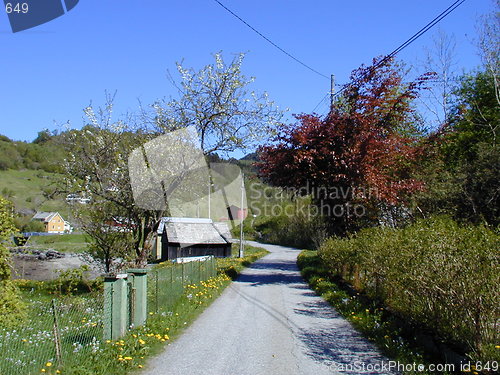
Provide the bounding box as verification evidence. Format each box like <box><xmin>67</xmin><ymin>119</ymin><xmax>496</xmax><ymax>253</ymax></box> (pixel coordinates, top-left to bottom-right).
<box><xmin>143</xmin><ymin>241</ymin><xmax>398</xmax><ymax>375</ymax></box>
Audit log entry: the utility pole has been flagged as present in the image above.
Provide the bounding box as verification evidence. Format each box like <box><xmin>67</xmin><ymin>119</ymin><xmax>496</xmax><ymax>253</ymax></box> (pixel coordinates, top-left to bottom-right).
<box><xmin>330</xmin><ymin>74</ymin><xmax>335</xmax><ymax>113</ymax></box>
<box><xmin>239</xmin><ymin>172</ymin><xmax>245</xmax><ymax>258</ymax></box>
<box><xmin>208</xmin><ymin>174</ymin><xmax>211</xmax><ymax>220</ymax></box>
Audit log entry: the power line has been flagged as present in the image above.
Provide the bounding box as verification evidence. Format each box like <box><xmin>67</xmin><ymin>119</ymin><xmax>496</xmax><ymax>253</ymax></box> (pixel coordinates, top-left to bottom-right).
<box><xmin>312</xmin><ymin>93</ymin><xmax>330</xmax><ymax>113</ymax></box>
<box><xmin>212</xmin><ymin>0</ymin><xmax>329</xmax><ymax>80</ymax></box>
<box><xmin>385</xmin><ymin>0</ymin><xmax>466</xmax><ymax>63</ymax></box>
<box><xmin>331</xmin><ymin>0</ymin><xmax>467</xmax><ymax>102</ymax></box>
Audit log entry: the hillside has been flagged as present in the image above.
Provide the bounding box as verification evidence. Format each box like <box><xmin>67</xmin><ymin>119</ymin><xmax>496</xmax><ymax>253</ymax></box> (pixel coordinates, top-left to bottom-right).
<box><xmin>0</xmin><ymin>131</ymin><xmax>65</xmax><ymax>173</ymax></box>
<box><xmin>0</xmin><ymin>169</ymin><xmax>73</xmax><ymax>225</ymax></box>
<box><xmin>0</xmin><ymin>130</ymin><xmax>276</xmax><ymax>234</ymax></box>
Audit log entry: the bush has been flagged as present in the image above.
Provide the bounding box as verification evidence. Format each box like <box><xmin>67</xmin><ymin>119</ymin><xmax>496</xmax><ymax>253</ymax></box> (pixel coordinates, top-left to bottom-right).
<box><xmin>0</xmin><ymin>195</ymin><xmax>26</xmax><ymax>327</ymax></box>
<box><xmin>49</xmin><ymin>265</ymin><xmax>99</xmax><ymax>295</ymax></box>
<box><xmin>252</xmin><ymin>197</ymin><xmax>328</xmax><ymax>249</ymax></box>
<box><xmin>319</xmin><ymin>216</ymin><xmax>499</xmax><ymax>362</ymax></box>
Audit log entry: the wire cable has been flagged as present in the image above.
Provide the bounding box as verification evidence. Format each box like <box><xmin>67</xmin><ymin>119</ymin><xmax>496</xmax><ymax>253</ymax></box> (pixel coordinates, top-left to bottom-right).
<box><xmin>331</xmin><ymin>0</ymin><xmax>467</xmax><ymax>101</ymax></box>
<box><xmin>213</xmin><ymin>0</ymin><xmax>329</xmax><ymax>79</ymax></box>
<box><xmin>312</xmin><ymin>93</ymin><xmax>330</xmax><ymax>113</ymax></box>
<box><xmin>384</xmin><ymin>0</ymin><xmax>466</xmax><ymax>64</ymax></box>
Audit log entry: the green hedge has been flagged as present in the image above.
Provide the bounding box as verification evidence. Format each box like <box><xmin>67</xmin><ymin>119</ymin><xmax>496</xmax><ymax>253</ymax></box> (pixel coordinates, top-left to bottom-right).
<box><xmin>319</xmin><ymin>217</ymin><xmax>499</xmax><ymax>362</ymax></box>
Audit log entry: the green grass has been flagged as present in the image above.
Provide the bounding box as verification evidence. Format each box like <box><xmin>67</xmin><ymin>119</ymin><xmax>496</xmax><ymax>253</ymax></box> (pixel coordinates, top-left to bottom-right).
<box><xmin>27</xmin><ymin>233</ymin><xmax>89</xmax><ymax>253</ymax></box>
<box><xmin>2</xmin><ymin>278</ymin><xmax>103</xmax><ymax>375</ymax></box>
<box><xmin>4</xmin><ymin>246</ymin><xmax>269</xmax><ymax>375</ymax></box>
<box><xmin>297</xmin><ymin>250</ymin><xmax>454</xmax><ymax>375</ymax></box>
<box><xmin>0</xmin><ymin>169</ymin><xmax>71</xmax><ymax>218</ymax></box>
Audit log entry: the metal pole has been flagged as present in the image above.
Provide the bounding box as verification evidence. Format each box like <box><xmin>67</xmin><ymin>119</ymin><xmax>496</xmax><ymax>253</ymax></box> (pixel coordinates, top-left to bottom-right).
<box><xmin>208</xmin><ymin>176</ymin><xmax>211</xmax><ymax>220</ymax></box>
<box><xmin>239</xmin><ymin>172</ymin><xmax>244</xmax><ymax>258</ymax></box>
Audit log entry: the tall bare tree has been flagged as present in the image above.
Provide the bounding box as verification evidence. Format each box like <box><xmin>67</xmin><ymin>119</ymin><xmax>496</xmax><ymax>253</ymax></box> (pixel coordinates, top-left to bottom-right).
<box><xmin>419</xmin><ymin>28</ymin><xmax>458</xmax><ymax>128</ymax></box>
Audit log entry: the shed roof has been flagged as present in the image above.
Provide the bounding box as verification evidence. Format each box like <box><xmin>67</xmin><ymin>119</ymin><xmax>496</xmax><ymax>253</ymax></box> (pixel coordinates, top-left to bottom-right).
<box><xmin>158</xmin><ymin>217</ymin><xmax>230</xmax><ymax>245</ymax></box>
<box><xmin>213</xmin><ymin>222</ymin><xmax>233</xmax><ymax>242</ymax></box>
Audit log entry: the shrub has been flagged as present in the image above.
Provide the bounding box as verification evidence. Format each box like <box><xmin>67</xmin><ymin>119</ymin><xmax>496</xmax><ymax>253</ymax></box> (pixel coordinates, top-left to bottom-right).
<box><xmin>0</xmin><ymin>195</ymin><xmax>26</xmax><ymax>327</ymax></box>
<box><xmin>49</xmin><ymin>265</ymin><xmax>97</xmax><ymax>295</ymax></box>
<box><xmin>319</xmin><ymin>216</ymin><xmax>499</xmax><ymax>362</ymax></box>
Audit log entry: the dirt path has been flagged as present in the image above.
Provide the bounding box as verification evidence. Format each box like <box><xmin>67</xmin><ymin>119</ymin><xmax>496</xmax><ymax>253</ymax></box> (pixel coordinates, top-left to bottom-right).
<box><xmin>10</xmin><ymin>250</ymin><xmax>103</xmax><ymax>280</ymax></box>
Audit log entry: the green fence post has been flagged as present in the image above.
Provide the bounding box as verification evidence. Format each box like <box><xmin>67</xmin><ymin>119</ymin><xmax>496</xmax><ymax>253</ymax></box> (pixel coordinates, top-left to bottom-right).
<box><xmin>127</xmin><ymin>269</ymin><xmax>148</xmax><ymax>328</ymax></box>
<box><xmin>103</xmin><ymin>274</ymin><xmax>128</xmax><ymax>340</ymax></box>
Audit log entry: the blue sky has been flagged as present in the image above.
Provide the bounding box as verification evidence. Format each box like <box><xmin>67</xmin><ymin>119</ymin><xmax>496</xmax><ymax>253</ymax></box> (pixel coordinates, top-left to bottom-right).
<box><xmin>0</xmin><ymin>0</ymin><xmax>495</xmax><ymax>146</ymax></box>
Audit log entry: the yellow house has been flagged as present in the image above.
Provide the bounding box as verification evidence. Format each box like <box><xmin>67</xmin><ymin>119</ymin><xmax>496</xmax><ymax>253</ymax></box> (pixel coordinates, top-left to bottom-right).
<box><xmin>32</xmin><ymin>212</ymin><xmax>66</xmax><ymax>233</ymax></box>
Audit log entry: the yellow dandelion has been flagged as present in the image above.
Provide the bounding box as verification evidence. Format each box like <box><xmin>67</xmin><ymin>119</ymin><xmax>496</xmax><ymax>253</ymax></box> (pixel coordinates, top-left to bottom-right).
<box><xmin>45</xmin><ymin>362</ymin><xmax>52</xmax><ymax>367</ymax></box>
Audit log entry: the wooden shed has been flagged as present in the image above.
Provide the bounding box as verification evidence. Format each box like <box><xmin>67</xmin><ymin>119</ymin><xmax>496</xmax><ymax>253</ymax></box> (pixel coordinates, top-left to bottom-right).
<box><xmin>154</xmin><ymin>218</ymin><xmax>232</xmax><ymax>262</ymax></box>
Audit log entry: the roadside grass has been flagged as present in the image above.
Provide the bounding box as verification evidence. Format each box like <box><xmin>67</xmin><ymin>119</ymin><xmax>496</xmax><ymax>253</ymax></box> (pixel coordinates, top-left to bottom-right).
<box><xmin>297</xmin><ymin>250</ymin><xmax>454</xmax><ymax>375</ymax></box>
<box><xmin>216</xmin><ymin>243</ymin><xmax>269</xmax><ymax>279</ymax></box>
<box><xmin>4</xmin><ymin>245</ymin><xmax>268</xmax><ymax>375</ymax></box>
<box><xmin>26</xmin><ymin>234</ymin><xmax>89</xmax><ymax>253</ymax></box>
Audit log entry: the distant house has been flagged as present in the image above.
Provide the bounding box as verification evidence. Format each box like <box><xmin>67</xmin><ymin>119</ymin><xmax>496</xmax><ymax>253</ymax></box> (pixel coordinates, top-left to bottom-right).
<box><xmin>104</xmin><ymin>217</ymin><xmax>135</xmax><ymax>232</ymax></box>
<box><xmin>66</xmin><ymin>194</ymin><xmax>91</xmax><ymax>204</ymax></box>
<box><xmin>154</xmin><ymin>217</ymin><xmax>232</xmax><ymax>261</ymax></box>
<box><xmin>227</xmin><ymin>205</ymin><xmax>248</xmax><ymax>221</ymax></box>
<box><xmin>31</xmin><ymin>212</ymin><xmax>66</xmax><ymax>233</ymax></box>
<box><xmin>64</xmin><ymin>220</ymin><xmax>73</xmax><ymax>233</ymax></box>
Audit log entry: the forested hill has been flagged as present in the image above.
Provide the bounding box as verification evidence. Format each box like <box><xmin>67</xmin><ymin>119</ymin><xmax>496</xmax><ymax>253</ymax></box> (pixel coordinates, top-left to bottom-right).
<box><xmin>0</xmin><ymin>130</ymin><xmax>67</xmax><ymax>173</ymax></box>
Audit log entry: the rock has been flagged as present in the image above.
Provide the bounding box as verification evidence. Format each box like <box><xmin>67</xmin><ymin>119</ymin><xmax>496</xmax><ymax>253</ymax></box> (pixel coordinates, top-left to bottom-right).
<box><xmin>37</xmin><ymin>253</ymin><xmax>47</xmax><ymax>260</ymax></box>
<box><xmin>46</xmin><ymin>250</ymin><xmax>63</xmax><ymax>259</ymax></box>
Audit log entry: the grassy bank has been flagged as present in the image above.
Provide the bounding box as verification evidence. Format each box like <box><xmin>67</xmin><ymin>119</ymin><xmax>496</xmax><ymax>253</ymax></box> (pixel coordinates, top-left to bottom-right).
<box><xmin>26</xmin><ymin>233</ymin><xmax>89</xmax><ymax>253</ymax></box>
<box><xmin>298</xmin><ymin>217</ymin><xmax>499</xmax><ymax>374</ymax></box>
<box><xmin>0</xmin><ymin>169</ymin><xmax>69</xmax><ymax>216</ymax></box>
<box><xmin>319</xmin><ymin>217</ymin><xmax>499</xmax><ymax>366</ymax></box>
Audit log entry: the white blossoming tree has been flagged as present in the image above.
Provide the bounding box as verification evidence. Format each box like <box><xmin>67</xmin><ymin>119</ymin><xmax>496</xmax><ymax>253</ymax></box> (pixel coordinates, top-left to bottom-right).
<box><xmin>149</xmin><ymin>52</ymin><xmax>284</xmax><ymax>154</ymax></box>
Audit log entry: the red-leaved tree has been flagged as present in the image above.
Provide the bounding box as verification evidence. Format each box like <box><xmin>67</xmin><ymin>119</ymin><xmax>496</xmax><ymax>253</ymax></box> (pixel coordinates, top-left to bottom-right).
<box><xmin>258</xmin><ymin>57</ymin><xmax>434</xmax><ymax>234</ymax></box>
